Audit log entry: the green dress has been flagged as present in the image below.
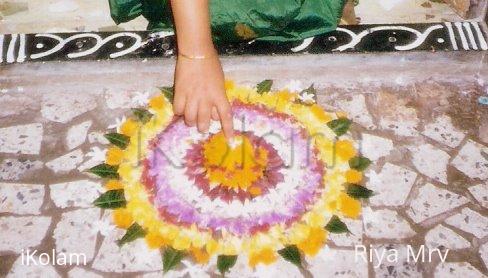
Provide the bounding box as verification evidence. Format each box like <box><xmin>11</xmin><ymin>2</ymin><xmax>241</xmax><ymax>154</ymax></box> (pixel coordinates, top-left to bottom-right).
<box><xmin>108</xmin><ymin>0</ymin><xmax>346</xmax><ymax>42</ymax></box>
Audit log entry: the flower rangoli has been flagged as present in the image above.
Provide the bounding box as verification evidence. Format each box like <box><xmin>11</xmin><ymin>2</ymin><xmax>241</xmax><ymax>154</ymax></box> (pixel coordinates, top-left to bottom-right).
<box><xmin>91</xmin><ymin>80</ymin><xmax>372</xmax><ymax>273</ymax></box>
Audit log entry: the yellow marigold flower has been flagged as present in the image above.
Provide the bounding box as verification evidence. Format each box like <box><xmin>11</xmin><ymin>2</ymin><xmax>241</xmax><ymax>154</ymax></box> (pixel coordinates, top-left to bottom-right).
<box><xmin>304</xmin><ymin>211</ymin><xmax>326</xmax><ymax>227</ymax></box>
<box><xmin>345</xmin><ymin>169</ymin><xmax>363</xmax><ymax>183</ymax></box>
<box><xmin>325</xmin><ymin>198</ymin><xmax>338</xmax><ymax>212</ymax></box>
<box><xmin>106</xmin><ymin>147</ymin><xmax>124</xmax><ymax>165</ymax></box>
<box><xmin>191</xmin><ymin>236</ymin><xmax>206</xmax><ymax>249</ymax></box>
<box><xmin>205</xmin><ymin>238</ymin><xmax>219</xmax><ymax>256</ymax></box>
<box><xmin>120</xmin><ymin>118</ymin><xmax>139</xmax><ymax>137</ymax></box>
<box><xmin>271</xmin><ymin>89</ymin><xmax>286</xmax><ymax>100</ymax></box>
<box><xmin>310</xmin><ymin>104</ymin><xmax>333</xmax><ymax>122</ymax></box>
<box><xmin>313</xmin><ymin>137</ymin><xmax>335</xmax><ymax>165</ymax></box>
<box><xmin>288</xmin><ymin>223</ymin><xmax>311</xmax><ymax>244</ymax></box>
<box><xmin>173</xmin><ymin>234</ymin><xmax>192</xmax><ymax>250</ymax></box>
<box><xmin>191</xmin><ymin>247</ymin><xmax>210</xmax><ymax>264</ymax></box>
<box><xmin>160</xmin><ymin>225</ymin><xmax>179</xmax><ymax>240</ymax></box>
<box><xmin>149</xmin><ymin>95</ymin><xmax>165</xmax><ymax>110</ymax></box>
<box><xmin>339</xmin><ymin>193</ymin><xmax>361</xmax><ymax>219</ymax></box>
<box><xmin>297</xmin><ymin>227</ymin><xmax>326</xmax><ymax>256</ymax></box>
<box><xmin>118</xmin><ymin>163</ymin><xmax>134</xmax><ymax>182</ymax></box>
<box><xmin>113</xmin><ymin>209</ymin><xmax>133</xmax><ymax>229</ymax></box>
<box><xmin>145</xmin><ymin>232</ymin><xmax>169</xmax><ymax>249</ymax></box>
<box><xmin>247</xmin><ymin>91</ymin><xmax>261</xmax><ymax>104</ymax></box>
<box><xmin>105</xmin><ymin>179</ymin><xmax>123</xmax><ymax>190</ymax></box>
<box><xmin>249</xmin><ymin>233</ymin><xmax>275</xmax><ymax>251</ymax></box>
<box><xmin>123</xmin><ymin>142</ymin><xmax>140</xmax><ymax>164</ymax></box>
<box><xmin>335</xmin><ymin>140</ymin><xmax>357</xmax><ymax>161</ymax></box>
<box><xmin>249</xmin><ymin>248</ymin><xmax>277</xmax><ymax>267</ymax></box>
<box><xmin>258</xmin><ymin>93</ymin><xmax>276</xmax><ymax>108</ymax></box>
<box><xmin>232</xmin><ymin>87</ymin><xmax>251</xmax><ymax>102</ymax></box>
<box><xmin>274</xmin><ymin>91</ymin><xmax>295</xmax><ymax>111</ymax></box>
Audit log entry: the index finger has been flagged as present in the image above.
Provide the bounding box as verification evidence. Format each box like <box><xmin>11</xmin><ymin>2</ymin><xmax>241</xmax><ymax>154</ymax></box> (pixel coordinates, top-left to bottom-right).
<box><xmin>216</xmin><ymin>103</ymin><xmax>234</xmax><ymax>140</ymax></box>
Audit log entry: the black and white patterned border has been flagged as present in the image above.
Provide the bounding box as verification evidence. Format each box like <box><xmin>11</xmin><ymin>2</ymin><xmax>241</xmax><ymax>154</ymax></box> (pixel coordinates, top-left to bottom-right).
<box><xmin>1</xmin><ymin>22</ymin><xmax>487</xmax><ymax>65</ymax></box>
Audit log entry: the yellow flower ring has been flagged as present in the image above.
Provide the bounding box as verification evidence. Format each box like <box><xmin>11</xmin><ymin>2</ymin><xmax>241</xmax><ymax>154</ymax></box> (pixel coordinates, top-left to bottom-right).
<box><xmin>94</xmin><ymin>81</ymin><xmax>371</xmax><ymax>270</ymax></box>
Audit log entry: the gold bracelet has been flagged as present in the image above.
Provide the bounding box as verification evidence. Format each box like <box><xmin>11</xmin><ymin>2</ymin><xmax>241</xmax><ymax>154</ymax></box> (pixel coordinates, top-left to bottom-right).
<box><xmin>178</xmin><ymin>51</ymin><xmax>215</xmax><ymax>60</ymax></box>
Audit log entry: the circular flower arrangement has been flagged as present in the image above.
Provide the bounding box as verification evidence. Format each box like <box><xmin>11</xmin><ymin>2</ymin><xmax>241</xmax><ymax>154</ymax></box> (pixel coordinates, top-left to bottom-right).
<box><xmin>91</xmin><ymin>80</ymin><xmax>372</xmax><ymax>273</ymax></box>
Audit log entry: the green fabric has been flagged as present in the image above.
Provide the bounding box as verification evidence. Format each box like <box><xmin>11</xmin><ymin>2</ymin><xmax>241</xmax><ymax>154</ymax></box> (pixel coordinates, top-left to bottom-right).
<box><xmin>108</xmin><ymin>0</ymin><xmax>346</xmax><ymax>42</ymax></box>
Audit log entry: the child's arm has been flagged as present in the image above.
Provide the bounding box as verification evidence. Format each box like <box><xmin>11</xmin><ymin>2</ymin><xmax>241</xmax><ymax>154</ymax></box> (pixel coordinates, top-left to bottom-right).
<box><xmin>170</xmin><ymin>0</ymin><xmax>234</xmax><ymax>139</ymax></box>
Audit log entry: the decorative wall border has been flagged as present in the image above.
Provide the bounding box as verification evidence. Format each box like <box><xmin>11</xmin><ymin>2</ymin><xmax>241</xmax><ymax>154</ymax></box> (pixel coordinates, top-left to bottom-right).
<box><xmin>1</xmin><ymin>22</ymin><xmax>487</xmax><ymax>65</ymax></box>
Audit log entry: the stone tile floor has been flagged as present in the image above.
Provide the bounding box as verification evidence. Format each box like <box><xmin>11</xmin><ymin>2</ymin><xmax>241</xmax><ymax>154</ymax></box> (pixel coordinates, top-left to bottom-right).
<box><xmin>0</xmin><ymin>54</ymin><xmax>487</xmax><ymax>277</ymax></box>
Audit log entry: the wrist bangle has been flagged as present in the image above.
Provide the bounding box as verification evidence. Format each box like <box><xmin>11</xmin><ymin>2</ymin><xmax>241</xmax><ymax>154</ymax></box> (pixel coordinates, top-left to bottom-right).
<box><xmin>178</xmin><ymin>51</ymin><xmax>215</xmax><ymax>60</ymax></box>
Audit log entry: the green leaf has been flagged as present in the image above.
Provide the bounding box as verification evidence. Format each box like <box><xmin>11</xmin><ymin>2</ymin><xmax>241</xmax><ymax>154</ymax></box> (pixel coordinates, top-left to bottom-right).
<box><xmin>117</xmin><ymin>223</ymin><xmax>146</xmax><ymax>247</ymax></box>
<box><xmin>93</xmin><ymin>189</ymin><xmax>126</xmax><ymax>209</ymax></box>
<box><xmin>163</xmin><ymin>247</ymin><xmax>185</xmax><ymax>273</ymax></box>
<box><xmin>327</xmin><ymin>118</ymin><xmax>351</xmax><ymax>136</ymax></box>
<box><xmin>104</xmin><ymin>133</ymin><xmax>130</xmax><ymax>149</ymax></box>
<box><xmin>278</xmin><ymin>245</ymin><xmax>302</xmax><ymax>268</ymax></box>
<box><xmin>217</xmin><ymin>255</ymin><xmax>238</xmax><ymax>275</ymax></box>
<box><xmin>159</xmin><ymin>86</ymin><xmax>174</xmax><ymax>102</ymax></box>
<box><xmin>301</xmin><ymin>84</ymin><xmax>317</xmax><ymax>96</ymax></box>
<box><xmin>256</xmin><ymin>79</ymin><xmax>273</xmax><ymax>94</ymax></box>
<box><xmin>349</xmin><ymin>156</ymin><xmax>371</xmax><ymax>171</ymax></box>
<box><xmin>346</xmin><ymin>184</ymin><xmax>374</xmax><ymax>199</ymax></box>
<box><xmin>88</xmin><ymin>164</ymin><xmax>119</xmax><ymax>179</ymax></box>
<box><xmin>132</xmin><ymin>108</ymin><xmax>153</xmax><ymax>123</ymax></box>
<box><xmin>325</xmin><ymin>215</ymin><xmax>350</xmax><ymax>234</ymax></box>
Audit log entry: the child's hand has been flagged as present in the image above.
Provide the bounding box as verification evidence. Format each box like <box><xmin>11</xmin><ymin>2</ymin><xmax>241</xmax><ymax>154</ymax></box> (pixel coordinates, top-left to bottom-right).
<box><xmin>169</xmin><ymin>0</ymin><xmax>232</xmax><ymax>138</ymax></box>
<box><xmin>173</xmin><ymin>53</ymin><xmax>234</xmax><ymax>139</ymax></box>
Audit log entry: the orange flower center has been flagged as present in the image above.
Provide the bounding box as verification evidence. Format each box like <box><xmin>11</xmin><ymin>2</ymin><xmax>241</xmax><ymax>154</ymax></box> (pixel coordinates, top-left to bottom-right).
<box><xmin>202</xmin><ymin>133</ymin><xmax>268</xmax><ymax>192</ymax></box>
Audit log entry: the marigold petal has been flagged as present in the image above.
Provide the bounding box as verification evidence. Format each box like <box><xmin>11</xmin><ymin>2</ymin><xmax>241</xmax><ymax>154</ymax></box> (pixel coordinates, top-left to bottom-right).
<box><xmin>304</xmin><ymin>211</ymin><xmax>326</xmax><ymax>227</ymax></box>
<box><xmin>311</xmin><ymin>104</ymin><xmax>333</xmax><ymax>122</ymax></box>
<box><xmin>105</xmin><ymin>179</ymin><xmax>123</xmax><ymax>190</ymax></box>
<box><xmin>160</xmin><ymin>225</ymin><xmax>178</xmax><ymax>240</ymax></box>
<box><xmin>113</xmin><ymin>209</ymin><xmax>133</xmax><ymax>229</ymax></box>
<box><xmin>120</xmin><ymin>118</ymin><xmax>138</xmax><ymax>137</ymax></box>
<box><xmin>145</xmin><ymin>232</ymin><xmax>169</xmax><ymax>249</ymax></box>
<box><xmin>106</xmin><ymin>147</ymin><xmax>124</xmax><ymax>165</ymax></box>
<box><xmin>345</xmin><ymin>169</ymin><xmax>363</xmax><ymax>183</ymax></box>
<box><xmin>249</xmin><ymin>248</ymin><xmax>277</xmax><ymax>267</ymax></box>
<box><xmin>288</xmin><ymin>224</ymin><xmax>311</xmax><ymax>244</ymax></box>
<box><xmin>297</xmin><ymin>227</ymin><xmax>326</xmax><ymax>256</ymax></box>
<box><xmin>205</xmin><ymin>238</ymin><xmax>219</xmax><ymax>256</ymax></box>
<box><xmin>118</xmin><ymin>163</ymin><xmax>134</xmax><ymax>182</ymax></box>
<box><xmin>191</xmin><ymin>248</ymin><xmax>210</xmax><ymax>264</ymax></box>
<box><xmin>173</xmin><ymin>234</ymin><xmax>192</xmax><ymax>250</ymax></box>
<box><xmin>339</xmin><ymin>193</ymin><xmax>362</xmax><ymax>219</ymax></box>
<box><xmin>336</xmin><ymin>140</ymin><xmax>357</xmax><ymax>161</ymax></box>
<box><xmin>149</xmin><ymin>95</ymin><xmax>165</xmax><ymax>110</ymax></box>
